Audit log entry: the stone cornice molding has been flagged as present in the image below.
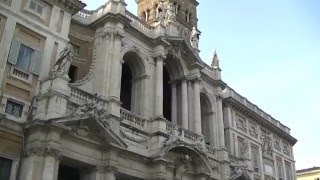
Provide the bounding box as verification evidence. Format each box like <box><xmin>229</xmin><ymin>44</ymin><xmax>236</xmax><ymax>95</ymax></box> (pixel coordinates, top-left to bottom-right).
<box><xmin>224</xmin><ymin>98</ymin><xmax>297</xmax><ymax>145</ymax></box>
<box><xmin>45</xmin><ymin>0</ymin><xmax>86</xmax><ymax>15</ymax></box>
<box><xmin>96</xmin><ymin>165</ymin><xmax>118</xmax><ymax>174</ymax></box>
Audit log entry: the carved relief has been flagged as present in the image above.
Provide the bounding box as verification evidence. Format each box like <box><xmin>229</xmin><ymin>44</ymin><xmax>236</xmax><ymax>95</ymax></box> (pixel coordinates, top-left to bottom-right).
<box><xmin>210</xmin><ymin>162</ymin><xmax>220</xmax><ymax>174</ymax></box>
<box><xmin>74</xmin><ymin>100</ymin><xmax>108</xmax><ymax>121</ymax></box>
<box><xmin>173</xmin><ymin>154</ymin><xmax>192</xmax><ymax>180</ymax></box>
<box><xmin>261</xmin><ymin>130</ymin><xmax>273</xmax><ymax>157</ymax></box>
<box><xmin>120</xmin><ymin>128</ymin><xmax>147</xmax><ymax>143</ymax></box>
<box><xmin>239</xmin><ymin>139</ymin><xmax>249</xmax><ymax>159</ymax></box>
<box><xmin>71</xmin><ymin>126</ymin><xmax>90</xmax><ymax>137</ymax></box>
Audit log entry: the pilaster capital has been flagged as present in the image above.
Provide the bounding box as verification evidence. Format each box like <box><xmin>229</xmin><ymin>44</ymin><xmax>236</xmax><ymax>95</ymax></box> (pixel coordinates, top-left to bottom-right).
<box><xmin>44</xmin><ymin>147</ymin><xmax>61</xmax><ymax>159</ymax></box>
<box><xmin>114</xmin><ymin>30</ymin><xmax>124</xmax><ymax>41</ymax></box>
<box><xmin>96</xmin><ymin>165</ymin><xmax>118</xmax><ymax>174</ymax></box>
<box><xmin>153</xmin><ymin>52</ymin><xmax>166</xmax><ymax>63</ymax></box>
<box><xmin>101</xmin><ymin>28</ymin><xmax>113</xmax><ymax>40</ymax></box>
<box><xmin>24</xmin><ymin>147</ymin><xmax>62</xmax><ymax>160</ymax></box>
<box><xmin>215</xmin><ymin>93</ymin><xmax>224</xmax><ymax>101</ymax></box>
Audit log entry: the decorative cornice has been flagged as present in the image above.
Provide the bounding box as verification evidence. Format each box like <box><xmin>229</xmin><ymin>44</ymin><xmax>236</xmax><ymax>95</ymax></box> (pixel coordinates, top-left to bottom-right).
<box><xmin>46</xmin><ymin>0</ymin><xmax>86</xmax><ymax>15</ymax></box>
<box><xmin>96</xmin><ymin>165</ymin><xmax>118</xmax><ymax>174</ymax></box>
<box><xmin>224</xmin><ymin>98</ymin><xmax>297</xmax><ymax>145</ymax></box>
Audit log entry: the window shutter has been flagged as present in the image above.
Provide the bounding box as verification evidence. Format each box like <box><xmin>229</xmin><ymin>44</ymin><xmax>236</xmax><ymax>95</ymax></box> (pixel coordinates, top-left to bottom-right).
<box><xmin>31</xmin><ymin>50</ymin><xmax>43</xmax><ymax>75</ymax></box>
<box><xmin>8</xmin><ymin>38</ymin><xmax>21</xmax><ymax>65</ymax></box>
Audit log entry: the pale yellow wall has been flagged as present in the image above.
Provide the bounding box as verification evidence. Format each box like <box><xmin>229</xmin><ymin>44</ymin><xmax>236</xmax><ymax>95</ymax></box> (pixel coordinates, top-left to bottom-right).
<box><xmin>19</xmin><ymin>0</ymin><xmax>53</xmax><ymax>27</ymax></box>
<box><xmin>2</xmin><ymin>24</ymin><xmax>46</xmax><ymax>101</ymax></box>
<box><xmin>297</xmin><ymin>170</ymin><xmax>320</xmax><ymax>180</ymax></box>
<box><xmin>0</xmin><ymin>129</ymin><xmax>22</xmax><ymax>157</ymax></box>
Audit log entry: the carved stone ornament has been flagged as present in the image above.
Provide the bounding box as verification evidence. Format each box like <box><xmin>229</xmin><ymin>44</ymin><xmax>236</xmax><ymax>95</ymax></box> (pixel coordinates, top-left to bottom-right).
<box><xmin>265</xmin><ymin>174</ymin><xmax>276</xmax><ymax>180</ymax></box>
<box><xmin>190</xmin><ymin>27</ymin><xmax>200</xmax><ymax>50</ymax></box>
<box><xmin>120</xmin><ymin>128</ymin><xmax>147</xmax><ymax>143</ymax></box>
<box><xmin>231</xmin><ymin>160</ymin><xmax>249</xmax><ymax>174</ymax></box>
<box><xmin>239</xmin><ymin>139</ymin><xmax>249</xmax><ymax>159</ymax></box>
<box><xmin>164</xmin><ymin>3</ymin><xmax>176</xmax><ymax>26</ymax></box>
<box><xmin>24</xmin><ymin>147</ymin><xmax>61</xmax><ymax>159</ymax></box>
<box><xmin>193</xmin><ymin>136</ymin><xmax>208</xmax><ymax>158</ymax></box>
<box><xmin>211</xmin><ymin>49</ymin><xmax>220</xmax><ymax>69</ymax></box>
<box><xmin>156</xmin><ymin>1</ymin><xmax>166</xmax><ymax>22</ymax></box>
<box><xmin>173</xmin><ymin>154</ymin><xmax>192</xmax><ymax>180</ymax></box>
<box><xmin>74</xmin><ymin>100</ymin><xmax>108</xmax><ymax>121</ymax></box>
<box><xmin>53</xmin><ymin>43</ymin><xmax>74</xmax><ymax>77</ymax></box>
<box><xmin>71</xmin><ymin>126</ymin><xmax>90</xmax><ymax>137</ymax></box>
<box><xmin>210</xmin><ymin>162</ymin><xmax>220</xmax><ymax>173</ymax></box>
<box><xmin>162</xmin><ymin>126</ymin><xmax>181</xmax><ymax>151</ymax></box>
<box><xmin>261</xmin><ymin>132</ymin><xmax>273</xmax><ymax>157</ymax></box>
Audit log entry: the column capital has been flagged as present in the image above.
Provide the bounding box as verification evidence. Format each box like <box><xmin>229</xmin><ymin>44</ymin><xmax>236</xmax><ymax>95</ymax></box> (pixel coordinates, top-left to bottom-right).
<box><xmin>114</xmin><ymin>30</ymin><xmax>124</xmax><ymax>41</ymax></box>
<box><xmin>153</xmin><ymin>53</ymin><xmax>166</xmax><ymax>62</ymax></box>
<box><xmin>215</xmin><ymin>92</ymin><xmax>224</xmax><ymax>101</ymax></box>
<box><xmin>96</xmin><ymin>165</ymin><xmax>118</xmax><ymax>174</ymax></box>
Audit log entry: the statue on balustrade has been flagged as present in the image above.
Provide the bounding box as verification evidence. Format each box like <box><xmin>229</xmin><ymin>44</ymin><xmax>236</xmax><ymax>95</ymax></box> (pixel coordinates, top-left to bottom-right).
<box><xmin>53</xmin><ymin>43</ymin><xmax>74</xmax><ymax>77</ymax></box>
<box><xmin>156</xmin><ymin>1</ymin><xmax>166</xmax><ymax>22</ymax></box>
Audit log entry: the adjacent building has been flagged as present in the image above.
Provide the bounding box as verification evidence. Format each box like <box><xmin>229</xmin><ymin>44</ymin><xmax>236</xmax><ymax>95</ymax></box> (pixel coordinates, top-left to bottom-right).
<box><xmin>0</xmin><ymin>0</ymin><xmax>297</xmax><ymax>179</ymax></box>
<box><xmin>297</xmin><ymin>167</ymin><xmax>320</xmax><ymax>180</ymax></box>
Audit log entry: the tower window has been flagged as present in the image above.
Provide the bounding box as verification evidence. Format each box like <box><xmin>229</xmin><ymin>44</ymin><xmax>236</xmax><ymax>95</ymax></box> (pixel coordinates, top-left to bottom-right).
<box><xmin>185</xmin><ymin>11</ymin><xmax>191</xmax><ymax>22</ymax></box>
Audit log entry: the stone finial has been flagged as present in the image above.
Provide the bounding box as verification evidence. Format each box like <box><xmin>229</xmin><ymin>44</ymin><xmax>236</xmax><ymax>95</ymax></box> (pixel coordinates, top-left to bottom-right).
<box><xmin>211</xmin><ymin>49</ymin><xmax>220</xmax><ymax>69</ymax></box>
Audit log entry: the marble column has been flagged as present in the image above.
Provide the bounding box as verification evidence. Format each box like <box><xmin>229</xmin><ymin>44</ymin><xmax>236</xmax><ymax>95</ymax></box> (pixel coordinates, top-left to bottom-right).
<box><xmin>155</xmin><ymin>56</ymin><xmax>164</xmax><ymax>117</ymax></box>
<box><xmin>171</xmin><ymin>81</ymin><xmax>177</xmax><ymax>124</ymax></box>
<box><xmin>181</xmin><ymin>78</ymin><xmax>188</xmax><ymax>129</ymax></box>
<box><xmin>193</xmin><ymin>77</ymin><xmax>202</xmax><ymax>134</ymax></box>
<box><xmin>208</xmin><ymin>112</ymin><xmax>216</xmax><ymax>146</ymax></box>
<box><xmin>216</xmin><ymin>94</ymin><xmax>226</xmax><ymax>147</ymax></box>
<box><xmin>42</xmin><ymin>149</ymin><xmax>61</xmax><ymax>180</ymax></box>
<box><xmin>187</xmin><ymin>80</ymin><xmax>194</xmax><ymax>130</ymax></box>
<box><xmin>109</xmin><ymin>32</ymin><xmax>124</xmax><ymax>99</ymax></box>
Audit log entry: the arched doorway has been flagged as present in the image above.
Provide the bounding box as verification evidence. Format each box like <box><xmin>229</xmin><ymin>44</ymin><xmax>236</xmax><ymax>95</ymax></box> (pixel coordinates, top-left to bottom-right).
<box><xmin>120</xmin><ymin>52</ymin><xmax>146</xmax><ymax>114</ymax></box>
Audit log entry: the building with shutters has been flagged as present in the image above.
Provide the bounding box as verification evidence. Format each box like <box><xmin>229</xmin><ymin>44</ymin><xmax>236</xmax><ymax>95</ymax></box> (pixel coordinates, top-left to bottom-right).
<box><xmin>0</xmin><ymin>0</ymin><xmax>297</xmax><ymax>179</ymax></box>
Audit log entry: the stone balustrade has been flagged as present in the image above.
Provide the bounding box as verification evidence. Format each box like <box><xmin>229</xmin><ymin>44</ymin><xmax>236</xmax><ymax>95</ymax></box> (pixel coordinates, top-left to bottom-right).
<box><xmin>70</xmin><ymin>86</ymin><xmax>106</xmax><ymax>107</ymax></box>
<box><xmin>125</xmin><ymin>10</ymin><xmax>152</xmax><ymax>36</ymax></box>
<box><xmin>120</xmin><ymin>108</ymin><xmax>147</xmax><ymax>130</ymax></box>
<box><xmin>229</xmin><ymin>89</ymin><xmax>291</xmax><ymax>134</ymax></box>
<box><xmin>164</xmin><ymin>120</ymin><xmax>202</xmax><ymax>143</ymax></box>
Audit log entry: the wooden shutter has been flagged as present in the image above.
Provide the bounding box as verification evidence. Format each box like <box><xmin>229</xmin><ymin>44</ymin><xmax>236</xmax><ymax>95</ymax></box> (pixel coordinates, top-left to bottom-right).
<box><xmin>8</xmin><ymin>38</ymin><xmax>21</xmax><ymax>65</ymax></box>
<box><xmin>31</xmin><ymin>49</ymin><xmax>43</xmax><ymax>75</ymax></box>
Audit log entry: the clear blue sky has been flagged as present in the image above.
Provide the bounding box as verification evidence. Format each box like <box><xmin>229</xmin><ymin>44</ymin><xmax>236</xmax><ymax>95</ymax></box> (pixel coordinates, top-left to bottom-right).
<box><xmin>82</xmin><ymin>0</ymin><xmax>320</xmax><ymax>170</ymax></box>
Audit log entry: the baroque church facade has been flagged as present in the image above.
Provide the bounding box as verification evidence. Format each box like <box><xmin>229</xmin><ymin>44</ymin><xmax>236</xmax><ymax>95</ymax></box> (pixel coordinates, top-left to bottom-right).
<box><xmin>0</xmin><ymin>0</ymin><xmax>297</xmax><ymax>179</ymax></box>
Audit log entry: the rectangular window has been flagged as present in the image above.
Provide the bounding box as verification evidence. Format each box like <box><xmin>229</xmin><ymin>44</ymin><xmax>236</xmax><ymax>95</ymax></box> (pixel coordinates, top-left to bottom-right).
<box><xmin>285</xmin><ymin>162</ymin><xmax>292</xmax><ymax>180</ymax></box>
<box><xmin>5</xmin><ymin>100</ymin><xmax>23</xmax><ymax>117</ymax></box>
<box><xmin>0</xmin><ymin>157</ymin><xmax>13</xmax><ymax>180</ymax></box>
<box><xmin>276</xmin><ymin>158</ymin><xmax>284</xmax><ymax>179</ymax></box>
<box><xmin>28</xmin><ymin>0</ymin><xmax>44</xmax><ymax>16</ymax></box>
<box><xmin>251</xmin><ymin>145</ymin><xmax>260</xmax><ymax>173</ymax></box>
<box><xmin>17</xmin><ymin>44</ymin><xmax>35</xmax><ymax>72</ymax></box>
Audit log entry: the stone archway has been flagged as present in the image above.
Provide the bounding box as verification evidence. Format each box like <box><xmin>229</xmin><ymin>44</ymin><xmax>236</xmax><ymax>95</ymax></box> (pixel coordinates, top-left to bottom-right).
<box><xmin>162</xmin><ymin>145</ymin><xmax>213</xmax><ymax>180</ymax></box>
<box><xmin>120</xmin><ymin>50</ymin><xmax>147</xmax><ymax>114</ymax></box>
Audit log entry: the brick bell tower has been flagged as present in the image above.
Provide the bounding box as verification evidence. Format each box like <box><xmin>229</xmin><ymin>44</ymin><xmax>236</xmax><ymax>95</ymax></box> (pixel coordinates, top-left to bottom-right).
<box><xmin>137</xmin><ymin>0</ymin><xmax>199</xmax><ymax>30</ymax></box>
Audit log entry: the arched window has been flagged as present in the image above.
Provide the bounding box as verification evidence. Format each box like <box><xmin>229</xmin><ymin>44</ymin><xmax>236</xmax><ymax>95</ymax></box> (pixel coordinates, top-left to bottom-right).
<box><xmin>120</xmin><ymin>52</ymin><xmax>146</xmax><ymax>114</ymax></box>
<box><xmin>200</xmin><ymin>93</ymin><xmax>213</xmax><ymax>145</ymax></box>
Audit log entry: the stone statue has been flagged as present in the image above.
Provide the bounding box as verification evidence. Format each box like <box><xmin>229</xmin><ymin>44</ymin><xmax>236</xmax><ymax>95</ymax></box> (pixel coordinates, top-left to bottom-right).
<box><xmin>211</xmin><ymin>49</ymin><xmax>220</xmax><ymax>69</ymax></box>
<box><xmin>239</xmin><ymin>139</ymin><xmax>249</xmax><ymax>159</ymax></box>
<box><xmin>190</xmin><ymin>27</ymin><xmax>200</xmax><ymax>49</ymax></box>
<box><xmin>194</xmin><ymin>136</ymin><xmax>207</xmax><ymax>156</ymax></box>
<box><xmin>162</xmin><ymin>126</ymin><xmax>181</xmax><ymax>150</ymax></box>
<box><xmin>53</xmin><ymin>43</ymin><xmax>74</xmax><ymax>76</ymax></box>
<box><xmin>156</xmin><ymin>1</ymin><xmax>165</xmax><ymax>22</ymax></box>
<box><xmin>165</xmin><ymin>3</ymin><xmax>176</xmax><ymax>22</ymax></box>
<box><xmin>261</xmin><ymin>132</ymin><xmax>273</xmax><ymax>156</ymax></box>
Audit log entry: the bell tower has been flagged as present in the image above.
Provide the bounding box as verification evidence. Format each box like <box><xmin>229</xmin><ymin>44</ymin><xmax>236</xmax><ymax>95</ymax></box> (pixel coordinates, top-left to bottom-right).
<box><xmin>137</xmin><ymin>0</ymin><xmax>199</xmax><ymax>30</ymax></box>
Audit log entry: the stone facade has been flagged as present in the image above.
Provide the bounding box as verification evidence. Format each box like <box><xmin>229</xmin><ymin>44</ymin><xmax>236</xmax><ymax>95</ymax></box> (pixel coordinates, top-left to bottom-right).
<box><xmin>0</xmin><ymin>0</ymin><xmax>297</xmax><ymax>180</ymax></box>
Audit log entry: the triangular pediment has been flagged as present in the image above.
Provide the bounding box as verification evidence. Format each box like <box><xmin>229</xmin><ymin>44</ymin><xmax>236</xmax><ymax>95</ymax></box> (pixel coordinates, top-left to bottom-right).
<box><xmin>227</xmin><ymin>171</ymin><xmax>251</xmax><ymax>180</ymax></box>
<box><xmin>162</xmin><ymin>36</ymin><xmax>205</xmax><ymax>68</ymax></box>
<box><xmin>52</xmin><ymin>115</ymin><xmax>128</xmax><ymax>149</ymax></box>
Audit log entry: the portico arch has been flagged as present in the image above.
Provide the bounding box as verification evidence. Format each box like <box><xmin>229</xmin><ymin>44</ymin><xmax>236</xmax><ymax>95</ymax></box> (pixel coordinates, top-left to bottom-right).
<box><xmin>162</xmin><ymin>145</ymin><xmax>213</xmax><ymax>178</ymax></box>
<box><xmin>200</xmin><ymin>91</ymin><xmax>216</xmax><ymax>146</ymax></box>
<box><xmin>163</xmin><ymin>54</ymin><xmax>187</xmax><ymax>124</ymax></box>
<box><xmin>120</xmin><ymin>49</ymin><xmax>147</xmax><ymax>115</ymax></box>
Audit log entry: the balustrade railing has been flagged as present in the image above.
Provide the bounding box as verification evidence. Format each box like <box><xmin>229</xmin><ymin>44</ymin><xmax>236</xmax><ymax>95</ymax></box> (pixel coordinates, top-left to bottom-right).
<box><xmin>120</xmin><ymin>108</ymin><xmax>147</xmax><ymax>129</ymax></box>
<box><xmin>70</xmin><ymin>86</ymin><xmax>106</xmax><ymax>107</ymax></box>
<box><xmin>165</xmin><ymin>120</ymin><xmax>201</xmax><ymax>143</ymax></box>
